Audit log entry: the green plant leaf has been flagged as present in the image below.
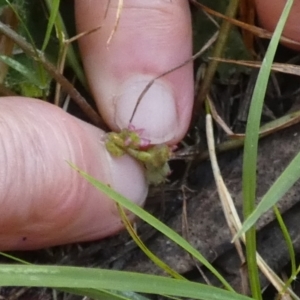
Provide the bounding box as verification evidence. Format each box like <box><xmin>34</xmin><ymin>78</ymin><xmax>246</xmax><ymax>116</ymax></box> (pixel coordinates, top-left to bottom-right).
<box><xmin>42</xmin><ymin>0</ymin><xmax>60</xmax><ymax>52</ymax></box>
<box><xmin>0</xmin><ymin>54</ymin><xmax>42</xmax><ymax>87</ymax></box>
<box><xmin>241</xmin><ymin>0</ymin><xmax>294</xmax><ymax>298</ymax></box>
<box><xmin>62</xmin><ymin>287</ymin><xmax>149</xmax><ymax>300</ymax></box>
<box><xmin>273</xmin><ymin>205</ymin><xmax>296</xmax><ymax>278</ymax></box>
<box><xmin>236</xmin><ymin>149</ymin><xmax>300</xmax><ymax>238</ymax></box>
<box><xmin>117</xmin><ymin>204</ymin><xmax>185</xmax><ymax>280</ymax></box>
<box><xmin>69</xmin><ymin>163</ymin><xmax>234</xmax><ymax>292</ymax></box>
<box><xmin>0</xmin><ymin>264</ymin><xmax>253</xmax><ymax>300</ymax></box>
<box><xmin>44</xmin><ymin>0</ymin><xmax>88</xmax><ymax>87</ymax></box>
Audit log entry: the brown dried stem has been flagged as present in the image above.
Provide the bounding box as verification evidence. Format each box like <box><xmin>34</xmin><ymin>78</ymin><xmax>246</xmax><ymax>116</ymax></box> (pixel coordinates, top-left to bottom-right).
<box><xmin>0</xmin><ymin>20</ymin><xmax>106</xmax><ymax>129</ymax></box>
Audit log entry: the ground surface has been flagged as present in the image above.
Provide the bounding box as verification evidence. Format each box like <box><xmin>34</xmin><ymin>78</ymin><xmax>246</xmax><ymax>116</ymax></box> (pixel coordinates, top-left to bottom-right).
<box><xmin>2</xmin><ymin>1</ymin><xmax>300</xmax><ymax>299</ymax></box>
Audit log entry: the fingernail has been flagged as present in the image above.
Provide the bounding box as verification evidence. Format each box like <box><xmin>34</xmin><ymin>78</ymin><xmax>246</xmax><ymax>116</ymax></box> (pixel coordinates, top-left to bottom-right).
<box><xmin>114</xmin><ymin>75</ymin><xmax>178</xmax><ymax>144</ymax></box>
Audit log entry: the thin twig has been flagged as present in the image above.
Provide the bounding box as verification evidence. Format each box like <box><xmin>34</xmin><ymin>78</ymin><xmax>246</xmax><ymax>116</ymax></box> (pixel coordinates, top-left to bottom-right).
<box><xmin>0</xmin><ymin>20</ymin><xmax>106</xmax><ymax>129</ymax></box>
<box><xmin>206</xmin><ymin>113</ymin><xmax>296</xmax><ymax>299</ymax></box>
<box><xmin>106</xmin><ymin>0</ymin><xmax>123</xmax><ymax>45</ymax></box>
<box><xmin>193</xmin><ymin>0</ymin><xmax>240</xmax><ymax>122</ymax></box>
<box><xmin>54</xmin><ymin>25</ymin><xmax>103</xmax><ymax>106</ymax></box>
<box><xmin>190</xmin><ymin>0</ymin><xmax>300</xmax><ymax>47</ymax></box>
<box><xmin>129</xmin><ymin>31</ymin><xmax>219</xmax><ymax>123</ymax></box>
<box><xmin>206</xmin><ymin>114</ymin><xmax>246</xmax><ymax>269</ymax></box>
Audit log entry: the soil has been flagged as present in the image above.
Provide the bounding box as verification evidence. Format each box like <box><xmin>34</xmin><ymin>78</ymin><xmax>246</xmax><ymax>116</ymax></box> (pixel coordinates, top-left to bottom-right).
<box><xmin>3</xmin><ymin>111</ymin><xmax>300</xmax><ymax>299</ymax></box>
<box><xmin>3</xmin><ymin>2</ymin><xmax>300</xmax><ymax>299</ymax></box>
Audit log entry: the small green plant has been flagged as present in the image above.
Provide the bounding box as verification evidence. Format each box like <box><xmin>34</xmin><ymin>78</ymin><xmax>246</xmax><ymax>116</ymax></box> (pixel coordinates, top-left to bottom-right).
<box><xmin>1</xmin><ymin>0</ymin><xmax>300</xmax><ymax>299</ymax></box>
<box><xmin>105</xmin><ymin>124</ymin><xmax>173</xmax><ymax>185</ymax></box>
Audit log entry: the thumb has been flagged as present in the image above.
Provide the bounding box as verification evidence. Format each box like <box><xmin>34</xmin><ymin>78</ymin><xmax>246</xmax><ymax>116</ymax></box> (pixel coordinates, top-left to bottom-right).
<box><xmin>75</xmin><ymin>0</ymin><xmax>194</xmax><ymax>144</ymax></box>
<box><xmin>0</xmin><ymin>97</ymin><xmax>147</xmax><ymax>250</ymax></box>
<box><xmin>254</xmin><ymin>0</ymin><xmax>300</xmax><ymax>50</ymax></box>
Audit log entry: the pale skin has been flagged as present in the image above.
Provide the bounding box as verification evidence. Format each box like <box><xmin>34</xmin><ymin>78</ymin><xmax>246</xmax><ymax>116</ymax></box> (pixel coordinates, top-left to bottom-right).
<box><xmin>105</xmin><ymin>125</ymin><xmax>173</xmax><ymax>185</ymax></box>
<box><xmin>0</xmin><ymin>0</ymin><xmax>193</xmax><ymax>250</ymax></box>
<box><xmin>0</xmin><ymin>0</ymin><xmax>297</xmax><ymax>251</ymax></box>
<box><xmin>254</xmin><ymin>0</ymin><xmax>300</xmax><ymax>50</ymax></box>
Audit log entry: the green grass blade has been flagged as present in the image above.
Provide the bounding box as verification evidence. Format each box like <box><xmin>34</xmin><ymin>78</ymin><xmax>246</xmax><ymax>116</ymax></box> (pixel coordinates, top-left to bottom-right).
<box><xmin>0</xmin><ymin>265</ymin><xmax>253</xmax><ymax>300</ymax></box>
<box><xmin>236</xmin><ymin>150</ymin><xmax>300</xmax><ymax>237</ymax></box>
<box><xmin>0</xmin><ymin>253</ymin><xmax>147</xmax><ymax>300</ymax></box>
<box><xmin>69</xmin><ymin>163</ymin><xmax>234</xmax><ymax>292</ymax></box>
<box><xmin>117</xmin><ymin>204</ymin><xmax>185</xmax><ymax>280</ymax></box>
<box><xmin>6</xmin><ymin>1</ymin><xmax>36</xmax><ymax>48</ymax></box>
<box><xmin>62</xmin><ymin>287</ymin><xmax>148</xmax><ymax>300</ymax></box>
<box><xmin>282</xmin><ymin>264</ymin><xmax>300</xmax><ymax>296</ymax></box>
<box><xmin>6</xmin><ymin>0</ymin><xmax>49</xmax><ymax>93</ymax></box>
<box><xmin>0</xmin><ymin>252</ymin><xmax>31</xmax><ymax>265</ymax></box>
<box><xmin>0</xmin><ymin>55</ymin><xmax>42</xmax><ymax>87</ymax></box>
<box><xmin>42</xmin><ymin>0</ymin><xmax>60</xmax><ymax>52</ymax></box>
<box><xmin>44</xmin><ymin>0</ymin><xmax>87</xmax><ymax>87</ymax></box>
<box><xmin>242</xmin><ymin>0</ymin><xmax>294</xmax><ymax>298</ymax></box>
<box><xmin>273</xmin><ymin>206</ymin><xmax>296</xmax><ymax>275</ymax></box>
<box><xmin>108</xmin><ymin>290</ymin><xmax>151</xmax><ymax>300</ymax></box>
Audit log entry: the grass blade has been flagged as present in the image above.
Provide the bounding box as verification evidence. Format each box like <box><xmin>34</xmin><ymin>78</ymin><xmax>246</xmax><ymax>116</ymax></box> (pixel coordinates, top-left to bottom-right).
<box><xmin>44</xmin><ymin>0</ymin><xmax>87</xmax><ymax>87</ymax></box>
<box><xmin>273</xmin><ymin>206</ymin><xmax>296</xmax><ymax>275</ymax></box>
<box><xmin>69</xmin><ymin>162</ymin><xmax>234</xmax><ymax>292</ymax></box>
<box><xmin>42</xmin><ymin>0</ymin><xmax>60</xmax><ymax>52</ymax></box>
<box><xmin>0</xmin><ymin>264</ymin><xmax>253</xmax><ymax>300</ymax></box>
<box><xmin>236</xmin><ymin>150</ymin><xmax>300</xmax><ymax>237</ymax></box>
<box><xmin>242</xmin><ymin>0</ymin><xmax>294</xmax><ymax>298</ymax></box>
<box><xmin>62</xmin><ymin>288</ymin><xmax>148</xmax><ymax>300</ymax></box>
<box><xmin>117</xmin><ymin>204</ymin><xmax>185</xmax><ymax>280</ymax></box>
<box><xmin>0</xmin><ymin>54</ymin><xmax>43</xmax><ymax>87</ymax></box>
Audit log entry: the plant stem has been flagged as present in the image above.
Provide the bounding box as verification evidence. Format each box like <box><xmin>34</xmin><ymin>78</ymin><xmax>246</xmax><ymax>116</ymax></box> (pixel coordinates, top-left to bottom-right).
<box><xmin>0</xmin><ymin>20</ymin><xmax>106</xmax><ymax>129</ymax></box>
<box><xmin>193</xmin><ymin>0</ymin><xmax>240</xmax><ymax>120</ymax></box>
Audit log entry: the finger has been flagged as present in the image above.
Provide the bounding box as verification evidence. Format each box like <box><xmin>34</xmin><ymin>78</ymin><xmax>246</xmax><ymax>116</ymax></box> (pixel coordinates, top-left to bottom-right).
<box><xmin>0</xmin><ymin>97</ymin><xmax>147</xmax><ymax>250</ymax></box>
<box><xmin>254</xmin><ymin>0</ymin><xmax>300</xmax><ymax>50</ymax></box>
<box><xmin>75</xmin><ymin>0</ymin><xmax>193</xmax><ymax>145</ymax></box>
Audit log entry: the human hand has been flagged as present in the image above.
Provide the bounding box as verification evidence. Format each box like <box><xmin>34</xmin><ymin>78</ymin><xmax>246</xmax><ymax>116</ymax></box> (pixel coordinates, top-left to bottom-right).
<box><xmin>254</xmin><ymin>0</ymin><xmax>300</xmax><ymax>50</ymax></box>
<box><xmin>0</xmin><ymin>0</ymin><xmax>193</xmax><ymax>250</ymax></box>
